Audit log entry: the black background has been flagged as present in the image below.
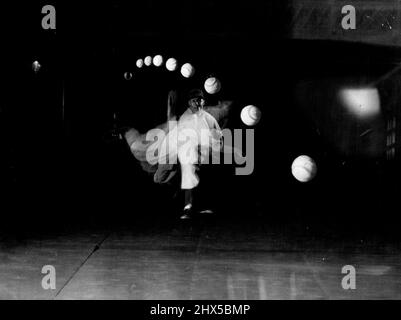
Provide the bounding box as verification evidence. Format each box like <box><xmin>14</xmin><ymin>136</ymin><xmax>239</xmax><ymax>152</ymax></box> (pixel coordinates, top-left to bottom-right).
<box><xmin>1</xmin><ymin>1</ymin><xmax>401</xmax><ymax>235</ymax></box>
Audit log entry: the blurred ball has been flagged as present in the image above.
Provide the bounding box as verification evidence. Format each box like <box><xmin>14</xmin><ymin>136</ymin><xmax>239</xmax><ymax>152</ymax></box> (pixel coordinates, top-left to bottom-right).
<box><xmin>144</xmin><ymin>56</ymin><xmax>152</xmax><ymax>66</ymax></box>
<box><xmin>180</xmin><ymin>63</ymin><xmax>195</xmax><ymax>78</ymax></box>
<box><xmin>166</xmin><ymin>58</ymin><xmax>178</xmax><ymax>71</ymax></box>
<box><xmin>153</xmin><ymin>55</ymin><xmax>163</xmax><ymax>67</ymax></box>
<box><xmin>204</xmin><ymin>77</ymin><xmax>221</xmax><ymax>94</ymax></box>
<box><xmin>136</xmin><ymin>59</ymin><xmax>144</xmax><ymax>68</ymax></box>
<box><xmin>240</xmin><ymin>105</ymin><xmax>261</xmax><ymax>126</ymax></box>
<box><xmin>291</xmin><ymin>155</ymin><xmax>317</xmax><ymax>183</ymax></box>
<box><xmin>124</xmin><ymin>72</ymin><xmax>133</xmax><ymax>80</ymax></box>
<box><xmin>32</xmin><ymin>60</ymin><xmax>41</xmax><ymax>73</ymax></box>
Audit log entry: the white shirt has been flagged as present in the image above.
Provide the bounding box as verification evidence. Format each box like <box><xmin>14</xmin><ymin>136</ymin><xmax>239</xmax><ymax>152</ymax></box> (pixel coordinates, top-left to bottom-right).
<box><xmin>178</xmin><ymin>108</ymin><xmax>222</xmax><ymax>152</ymax></box>
<box><xmin>155</xmin><ymin>107</ymin><xmax>222</xmax><ymax>165</ymax></box>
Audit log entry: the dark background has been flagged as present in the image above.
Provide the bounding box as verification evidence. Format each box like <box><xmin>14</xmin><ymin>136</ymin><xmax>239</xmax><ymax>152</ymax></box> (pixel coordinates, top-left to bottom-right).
<box><xmin>1</xmin><ymin>1</ymin><xmax>401</xmax><ymax>235</ymax></box>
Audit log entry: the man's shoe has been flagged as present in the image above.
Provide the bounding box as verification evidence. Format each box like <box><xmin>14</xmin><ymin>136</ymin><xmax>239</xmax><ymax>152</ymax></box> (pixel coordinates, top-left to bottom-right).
<box><xmin>198</xmin><ymin>209</ymin><xmax>214</xmax><ymax>214</ymax></box>
<box><xmin>180</xmin><ymin>207</ymin><xmax>193</xmax><ymax>220</ymax></box>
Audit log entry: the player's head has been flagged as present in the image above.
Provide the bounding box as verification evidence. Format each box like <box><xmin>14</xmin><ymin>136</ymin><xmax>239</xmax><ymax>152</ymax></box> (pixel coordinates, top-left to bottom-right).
<box><xmin>187</xmin><ymin>89</ymin><xmax>205</xmax><ymax>112</ymax></box>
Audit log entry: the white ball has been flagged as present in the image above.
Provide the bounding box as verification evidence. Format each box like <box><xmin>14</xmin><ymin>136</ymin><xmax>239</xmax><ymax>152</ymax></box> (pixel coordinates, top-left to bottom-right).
<box><xmin>153</xmin><ymin>55</ymin><xmax>163</xmax><ymax>67</ymax></box>
<box><xmin>124</xmin><ymin>72</ymin><xmax>133</xmax><ymax>80</ymax></box>
<box><xmin>144</xmin><ymin>56</ymin><xmax>152</xmax><ymax>66</ymax></box>
<box><xmin>180</xmin><ymin>63</ymin><xmax>195</xmax><ymax>78</ymax></box>
<box><xmin>166</xmin><ymin>58</ymin><xmax>178</xmax><ymax>71</ymax></box>
<box><xmin>291</xmin><ymin>155</ymin><xmax>317</xmax><ymax>183</ymax></box>
<box><xmin>136</xmin><ymin>59</ymin><xmax>144</xmax><ymax>68</ymax></box>
<box><xmin>240</xmin><ymin>105</ymin><xmax>261</xmax><ymax>126</ymax></box>
<box><xmin>204</xmin><ymin>77</ymin><xmax>221</xmax><ymax>94</ymax></box>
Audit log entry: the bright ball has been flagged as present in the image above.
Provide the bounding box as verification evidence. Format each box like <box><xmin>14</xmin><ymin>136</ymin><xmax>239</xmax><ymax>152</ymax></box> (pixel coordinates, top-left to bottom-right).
<box><xmin>136</xmin><ymin>59</ymin><xmax>144</xmax><ymax>68</ymax></box>
<box><xmin>153</xmin><ymin>55</ymin><xmax>163</xmax><ymax>67</ymax></box>
<box><xmin>166</xmin><ymin>58</ymin><xmax>178</xmax><ymax>71</ymax></box>
<box><xmin>291</xmin><ymin>155</ymin><xmax>317</xmax><ymax>183</ymax></box>
<box><xmin>240</xmin><ymin>105</ymin><xmax>261</xmax><ymax>126</ymax></box>
<box><xmin>180</xmin><ymin>63</ymin><xmax>195</xmax><ymax>78</ymax></box>
<box><xmin>204</xmin><ymin>77</ymin><xmax>221</xmax><ymax>94</ymax></box>
<box><xmin>144</xmin><ymin>56</ymin><xmax>152</xmax><ymax>66</ymax></box>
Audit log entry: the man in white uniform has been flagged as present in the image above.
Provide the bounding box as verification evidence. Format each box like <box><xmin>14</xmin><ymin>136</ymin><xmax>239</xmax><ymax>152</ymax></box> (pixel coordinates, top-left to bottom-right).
<box><xmin>176</xmin><ymin>89</ymin><xmax>222</xmax><ymax>219</ymax></box>
<box><xmin>125</xmin><ymin>89</ymin><xmax>223</xmax><ymax>219</ymax></box>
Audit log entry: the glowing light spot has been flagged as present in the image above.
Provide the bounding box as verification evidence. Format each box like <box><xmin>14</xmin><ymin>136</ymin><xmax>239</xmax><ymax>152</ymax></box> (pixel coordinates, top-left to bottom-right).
<box><xmin>338</xmin><ymin>87</ymin><xmax>380</xmax><ymax>119</ymax></box>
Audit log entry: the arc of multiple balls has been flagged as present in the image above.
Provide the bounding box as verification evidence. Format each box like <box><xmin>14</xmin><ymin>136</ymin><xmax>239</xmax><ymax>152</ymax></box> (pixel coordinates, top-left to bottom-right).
<box><xmin>124</xmin><ymin>54</ymin><xmax>316</xmax><ymax>182</ymax></box>
<box><xmin>125</xmin><ymin>54</ymin><xmax>261</xmax><ymax>124</ymax></box>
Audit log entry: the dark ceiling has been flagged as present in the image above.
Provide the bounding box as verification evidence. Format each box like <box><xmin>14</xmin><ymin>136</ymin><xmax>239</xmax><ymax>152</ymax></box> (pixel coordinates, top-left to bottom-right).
<box><xmin>6</xmin><ymin>1</ymin><xmax>401</xmax><ymax>46</ymax></box>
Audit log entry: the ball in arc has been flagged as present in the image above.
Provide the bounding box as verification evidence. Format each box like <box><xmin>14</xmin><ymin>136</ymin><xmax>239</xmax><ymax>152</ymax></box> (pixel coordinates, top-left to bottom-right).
<box><xmin>166</xmin><ymin>58</ymin><xmax>178</xmax><ymax>71</ymax></box>
<box><xmin>124</xmin><ymin>72</ymin><xmax>133</xmax><ymax>80</ymax></box>
<box><xmin>291</xmin><ymin>155</ymin><xmax>317</xmax><ymax>182</ymax></box>
<box><xmin>136</xmin><ymin>59</ymin><xmax>144</xmax><ymax>68</ymax></box>
<box><xmin>153</xmin><ymin>55</ymin><xmax>163</xmax><ymax>67</ymax></box>
<box><xmin>144</xmin><ymin>56</ymin><xmax>152</xmax><ymax>66</ymax></box>
<box><xmin>240</xmin><ymin>105</ymin><xmax>261</xmax><ymax>126</ymax></box>
<box><xmin>180</xmin><ymin>63</ymin><xmax>195</xmax><ymax>78</ymax></box>
<box><xmin>204</xmin><ymin>77</ymin><xmax>221</xmax><ymax>94</ymax></box>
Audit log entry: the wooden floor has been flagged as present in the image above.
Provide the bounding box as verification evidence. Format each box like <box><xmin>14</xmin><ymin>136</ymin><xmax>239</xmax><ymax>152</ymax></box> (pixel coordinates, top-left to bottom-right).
<box><xmin>1</xmin><ymin>215</ymin><xmax>401</xmax><ymax>300</ymax></box>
